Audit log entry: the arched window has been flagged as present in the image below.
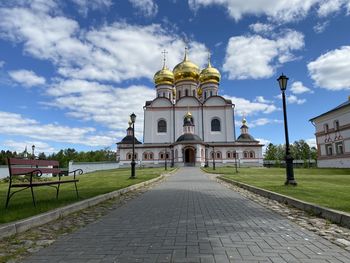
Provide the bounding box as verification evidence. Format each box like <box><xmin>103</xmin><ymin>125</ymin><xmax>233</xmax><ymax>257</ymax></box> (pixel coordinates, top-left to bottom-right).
<box><xmin>210</xmin><ymin>91</ymin><xmax>213</xmax><ymax>97</ymax></box>
<box><xmin>211</xmin><ymin>118</ymin><xmax>221</xmax><ymax>132</ymax></box>
<box><xmin>127</xmin><ymin>153</ymin><xmax>132</xmax><ymax>160</ymax></box>
<box><xmin>159</xmin><ymin>152</ymin><xmax>164</xmax><ymax>159</ymax></box>
<box><xmin>143</xmin><ymin>152</ymin><xmax>148</xmax><ymax>160</ymax></box>
<box><xmin>210</xmin><ymin>151</ymin><xmax>214</xmax><ymax>159</ymax></box>
<box><xmin>158</xmin><ymin>119</ymin><xmax>167</xmax><ymax>133</ymax></box>
<box><xmin>185</xmin><ymin>89</ymin><xmax>188</xmax><ymax>96</ymax></box>
<box><xmin>227</xmin><ymin>152</ymin><xmax>231</xmax><ymax>159</ymax></box>
<box><xmin>216</xmin><ymin>152</ymin><xmax>222</xmax><ymax>159</ymax></box>
<box><xmin>334</xmin><ymin>120</ymin><xmax>340</xmax><ymax>131</ymax></box>
<box><xmin>244</xmin><ymin>151</ymin><xmax>248</xmax><ymax>158</ymax></box>
<box><xmin>149</xmin><ymin>153</ymin><xmax>153</xmax><ymax>159</ymax></box>
<box><xmin>324</xmin><ymin>124</ymin><xmax>329</xmax><ymax>133</ymax></box>
<box><xmin>250</xmin><ymin>151</ymin><xmax>255</xmax><ymax>158</ymax></box>
<box><xmin>165</xmin><ymin>152</ymin><xmax>169</xmax><ymax>159</ymax></box>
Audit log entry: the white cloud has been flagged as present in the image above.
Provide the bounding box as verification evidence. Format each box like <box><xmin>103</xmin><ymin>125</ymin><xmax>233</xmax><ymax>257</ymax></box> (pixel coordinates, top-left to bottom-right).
<box><xmin>306</xmin><ymin>138</ymin><xmax>317</xmax><ymax>148</ymax></box>
<box><xmin>249</xmin><ymin>118</ymin><xmax>283</xmax><ymax>127</ymax></box>
<box><xmin>0</xmin><ymin>111</ymin><xmax>116</xmax><ymax>147</ymax></box>
<box><xmin>275</xmin><ymin>93</ymin><xmax>306</xmax><ymax>104</ymax></box>
<box><xmin>255</xmin><ymin>96</ymin><xmax>273</xmax><ymax>103</ymax></box>
<box><xmin>0</xmin><ymin>6</ymin><xmax>207</xmax><ymax>83</ymax></box>
<box><xmin>223</xmin><ymin>30</ymin><xmax>304</xmax><ymax>80</ymax></box>
<box><xmin>249</xmin><ymin>22</ymin><xmax>274</xmax><ymax>34</ymax></box>
<box><xmin>0</xmin><ymin>60</ymin><xmax>4</xmax><ymax>67</ymax></box>
<box><xmin>290</xmin><ymin>81</ymin><xmax>313</xmax><ymax>94</ymax></box>
<box><xmin>188</xmin><ymin>0</ymin><xmax>350</xmax><ymax>22</ymax></box>
<box><xmin>8</xmin><ymin>69</ymin><xmax>46</xmax><ymax>87</ymax></box>
<box><xmin>70</xmin><ymin>0</ymin><xmax>112</xmax><ymax>16</ymax></box>
<box><xmin>313</xmin><ymin>21</ymin><xmax>329</xmax><ymax>33</ymax></box>
<box><xmin>129</xmin><ymin>0</ymin><xmax>158</xmax><ymax>17</ymax></box>
<box><xmin>45</xmin><ymin>80</ymin><xmax>155</xmax><ymax>139</ymax></box>
<box><xmin>3</xmin><ymin>140</ymin><xmax>56</xmax><ymax>154</ymax></box>
<box><xmin>224</xmin><ymin>95</ymin><xmax>278</xmax><ymax>116</ymax></box>
<box><xmin>307</xmin><ymin>46</ymin><xmax>350</xmax><ymax>90</ymax></box>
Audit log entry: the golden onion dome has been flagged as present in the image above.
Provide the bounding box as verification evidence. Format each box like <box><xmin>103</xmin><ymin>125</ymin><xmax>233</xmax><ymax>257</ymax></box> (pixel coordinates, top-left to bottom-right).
<box><xmin>184</xmin><ymin>111</ymin><xmax>192</xmax><ymax>119</ymax></box>
<box><xmin>199</xmin><ymin>60</ymin><xmax>221</xmax><ymax>84</ymax></box>
<box><xmin>153</xmin><ymin>65</ymin><xmax>174</xmax><ymax>86</ymax></box>
<box><xmin>173</xmin><ymin>51</ymin><xmax>200</xmax><ymax>83</ymax></box>
<box><xmin>197</xmin><ymin>87</ymin><xmax>203</xmax><ymax>96</ymax></box>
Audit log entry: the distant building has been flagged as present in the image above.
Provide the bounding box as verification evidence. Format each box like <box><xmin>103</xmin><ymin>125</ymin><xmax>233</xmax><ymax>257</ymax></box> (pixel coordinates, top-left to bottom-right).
<box><xmin>310</xmin><ymin>98</ymin><xmax>350</xmax><ymax>168</ymax></box>
<box><xmin>117</xmin><ymin>49</ymin><xmax>263</xmax><ymax>167</ymax></box>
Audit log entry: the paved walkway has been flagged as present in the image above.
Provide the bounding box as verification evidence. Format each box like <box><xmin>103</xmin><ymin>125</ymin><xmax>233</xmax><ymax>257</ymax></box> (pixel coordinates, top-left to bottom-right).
<box><xmin>24</xmin><ymin>168</ymin><xmax>350</xmax><ymax>263</ymax></box>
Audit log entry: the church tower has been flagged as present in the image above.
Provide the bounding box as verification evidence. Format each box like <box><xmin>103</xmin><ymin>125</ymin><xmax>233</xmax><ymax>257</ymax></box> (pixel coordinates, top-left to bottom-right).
<box><xmin>199</xmin><ymin>53</ymin><xmax>221</xmax><ymax>101</ymax></box>
<box><xmin>173</xmin><ymin>47</ymin><xmax>200</xmax><ymax>100</ymax></box>
<box><xmin>153</xmin><ymin>50</ymin><xmax>174</xmax><ymax>101</ymax></box>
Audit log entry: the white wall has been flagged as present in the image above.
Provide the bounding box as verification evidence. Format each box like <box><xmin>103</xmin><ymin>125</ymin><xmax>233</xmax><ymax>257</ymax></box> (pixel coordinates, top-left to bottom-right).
<box><xmin>68</xmin><ymin>161</ymin><xmax>119</xmax><ymax>174</ymax></box>
<box><xmin>0</xmin><ymin>166</ymin><xmax>9</xmax><ymax>179</ymax></box>
<box><xmin>318</xmin><ymin>158</ymin><xmax>350</xmax><ymax>168</ymax></box>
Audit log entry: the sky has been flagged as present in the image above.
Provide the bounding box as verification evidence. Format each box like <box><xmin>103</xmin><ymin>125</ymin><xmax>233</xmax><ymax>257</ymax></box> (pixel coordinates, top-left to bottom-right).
<box><xmin>0</xmin><ymin>0</ymin><xmax>350</xmax><ymax>154</ymax></box>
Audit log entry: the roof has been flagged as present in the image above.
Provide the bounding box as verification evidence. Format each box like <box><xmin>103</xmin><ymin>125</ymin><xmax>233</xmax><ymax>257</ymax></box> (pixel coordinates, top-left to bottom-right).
<box><xmin>236</xmin><ymin>133</ymin><xmax>257</xmax><ymax>142</ymax></box>
<box><xmin>176</xmin><ymin>134</ymin><xmax>203</xmax><ymax>142</ymax></box>
<box><xmin>117</xmin><ymin>135</ymin><xmax>142</xmax><ymax>145</ymax></box>
<box><xmin>310</xmin><ymin>99</ymin><xmax>350</xmax><ymax>121</ymax></box>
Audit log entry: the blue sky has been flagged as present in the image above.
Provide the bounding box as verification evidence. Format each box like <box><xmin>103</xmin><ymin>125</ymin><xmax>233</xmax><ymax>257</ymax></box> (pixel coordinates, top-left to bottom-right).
<box><xmin>1</xmin><ymin>0</ymin><xmax>350</xmax><ymax>154</ymax></box>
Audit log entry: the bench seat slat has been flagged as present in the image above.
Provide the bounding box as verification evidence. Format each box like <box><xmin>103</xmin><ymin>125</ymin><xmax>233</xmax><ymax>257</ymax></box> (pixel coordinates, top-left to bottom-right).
<box><xmin>8</xmin><ymin>158</ymin><xmax>58</xmax><ymax>166</ymax></box>
<box><xmin>12</xmin><ymin>179</ymin><xmax>79</xmax><ymax>187</ymax></box>
<box><xmin>10</xmin><ymin>168</ymin><xmax>62</xmax><ymax>175</ymax></box>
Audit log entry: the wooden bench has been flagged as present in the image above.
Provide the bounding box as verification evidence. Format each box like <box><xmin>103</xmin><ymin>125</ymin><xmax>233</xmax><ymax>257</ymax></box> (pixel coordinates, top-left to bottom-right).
<box><xmin>5</xmin><ymin>158</ymin><xmax>83</xmax><ymax>208</ymax></box>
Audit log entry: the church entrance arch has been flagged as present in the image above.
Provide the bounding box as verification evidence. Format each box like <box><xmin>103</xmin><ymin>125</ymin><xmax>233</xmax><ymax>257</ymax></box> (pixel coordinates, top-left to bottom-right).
<box><xmin>184</xmin><ymin>147</ymin><xmax>195</xmax><ymax>166</ymax></box>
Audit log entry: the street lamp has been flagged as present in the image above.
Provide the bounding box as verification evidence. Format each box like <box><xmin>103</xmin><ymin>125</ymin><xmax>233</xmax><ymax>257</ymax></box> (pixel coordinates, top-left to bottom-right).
<box><xmin>130</xmin><ymin>113</ymin><xmax>136</xmax><ymax>179</ymax></box>
<box><xmin>234</xmin><ymin>150</ymin><xmax>238</xmax><ymax>173</ymax></box>
<box><xmin>32</xmin><ymin>145</ymin><xmax>35</xmax><ymax>160</ymax></box>
<box><xmin>212</xmin><ymin>144</ymin><xmax>216</xmax><ymax>170</ymax></box>
<box><xmin>277</xmin><ymin>74</ymin><xmax>297</xmax><ymax>186</ymax></box>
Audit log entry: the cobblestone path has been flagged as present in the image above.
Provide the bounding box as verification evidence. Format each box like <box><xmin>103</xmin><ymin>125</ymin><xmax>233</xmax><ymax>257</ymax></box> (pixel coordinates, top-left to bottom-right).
<box><xmin>24</xmin><ymin>168</ymin><xmax>350</xmax><ymax>263</ymax></box>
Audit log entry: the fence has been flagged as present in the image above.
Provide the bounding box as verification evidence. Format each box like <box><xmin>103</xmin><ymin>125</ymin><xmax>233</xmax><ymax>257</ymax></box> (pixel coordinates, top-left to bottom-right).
<box><xmin>263</xmin><ymin>159</ymin><xmax>317</xmax><ymax>168</ymax></box>
<box><xmin>68</xmin><ymin>161</ymin><xmax>119</xmax><ymax>174</ymax></box>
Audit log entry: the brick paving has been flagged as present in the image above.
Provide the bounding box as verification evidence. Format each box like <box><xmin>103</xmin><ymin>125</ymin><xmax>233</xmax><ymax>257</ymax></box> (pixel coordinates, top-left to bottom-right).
<box><xmin>24</xmin><ymin>168</ymin><xmax>350</xmax><ymax>263</ymax></box>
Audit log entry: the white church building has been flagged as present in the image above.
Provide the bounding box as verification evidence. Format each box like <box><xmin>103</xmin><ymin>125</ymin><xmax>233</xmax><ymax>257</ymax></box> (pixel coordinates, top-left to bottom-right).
<box><xmin>117</xmin><ymin>50</ymin><xmax>263</xmax><ymax>167</ymax></box>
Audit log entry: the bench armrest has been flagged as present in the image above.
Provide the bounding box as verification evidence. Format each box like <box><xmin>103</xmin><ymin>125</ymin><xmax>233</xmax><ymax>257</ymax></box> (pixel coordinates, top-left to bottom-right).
<box><xmin>27</xmin><ymin>169</ymin><xmax>43</xmax><ymax>183</ymax></box>
<box><xmin>60</xmin><ymin>169</ymin><xmax>83</xmax><ymax>180</ymax></box>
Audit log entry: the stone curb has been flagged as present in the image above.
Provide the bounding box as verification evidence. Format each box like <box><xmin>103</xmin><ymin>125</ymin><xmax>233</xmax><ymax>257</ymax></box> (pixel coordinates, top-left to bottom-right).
<box><xmin>218</xmin><ymin>176</ymin><xmax>350</xmax><ymax>229</ymax></box>
<box><xmin>0</xmin><ymin>170</ymin><xmax>175</xmax><ymax>239</ymax></box>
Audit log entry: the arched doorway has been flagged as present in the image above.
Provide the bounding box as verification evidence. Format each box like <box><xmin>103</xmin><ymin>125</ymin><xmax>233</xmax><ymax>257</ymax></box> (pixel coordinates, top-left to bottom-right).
<box><xmin>184</xmin><ymin>147</ymin><xmax>195</xmax><ymax>166</ymax></box>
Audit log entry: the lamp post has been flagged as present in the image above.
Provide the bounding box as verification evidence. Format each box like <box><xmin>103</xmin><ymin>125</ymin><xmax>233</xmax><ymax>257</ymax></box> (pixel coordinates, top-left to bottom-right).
<box><xmin>277</xmin><ymin>74</ymin><xmax>297</xmax><ymax>186</ymax></box>
<box><xmin>130</xmin><ymin>113</ymin><xmax>136</xmax><ymax>179</ymax></box>
<box><xmin>170</xmin><ymin>145</ymin><xmax>174</xmax><ymax>168</ymax></box>
<box><xmin>212</xmin><ymin>144</ymin><xmax>216</xmax><ymax>170</ymax></box>
<box><xmin>31</xmin><ymin>145</ymin><xmax>35</xmax><ymax>160</ymax></box>
<box><xmin>205</xmin><ymin>144</ymin><xmax>209</xmax><ymax>167</ymax></box>
<box><xmin>234</xmin><ymin>150</ymin><xmax>238</xmax><ymax>173</ymax></box>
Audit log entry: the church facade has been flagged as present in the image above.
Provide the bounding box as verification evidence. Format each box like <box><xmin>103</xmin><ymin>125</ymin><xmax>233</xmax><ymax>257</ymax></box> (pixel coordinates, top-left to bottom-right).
<box><xmin>117</xmin><ymin>50</ymin><xmax>263</xmax><ymax>167</ymax></box>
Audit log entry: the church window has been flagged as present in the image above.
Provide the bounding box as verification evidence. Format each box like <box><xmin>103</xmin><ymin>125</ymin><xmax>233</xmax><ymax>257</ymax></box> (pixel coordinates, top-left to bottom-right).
<box><xmin>185</xmin><ymin>89</ymin><xmax>188</xmax><ymax>96</ymax></box>
<box><xmin>326</xmin><ymin>144</ymin><xmax>333</xmax><ymax>156</ymax></box>
<box><xmin>192</xmin><ymin>90</ymin><xmax>195</xmax><ymax>96</ymax></box>
<box><xmin>160</xmin><ymin>152</ymin><xmax>164</xmax><ymax>159</ymax></box>
<box><xmin>158</xmin><ymin>119</ymin><xmax>167</xmax><ymax>133</ymax></box>
<box><xmin>127</xmin><ymin>153</ymin><xmax>132</xmax><ymax>160</ymax></box>
<box><xmin>250</xmin><ymin>151</ymin><xmax>255</xmax><ymax>158</ymax></box>
<box><xmin>210</xmin><ymin>91</ymin><xmax>213</xmax><ymax>97</ymax></box>
<box><xmin>211</xmin><ymin>118</ymin><xmax>221</xmax><ymax>132</ymax></box>
<box><xmin>178</xmin><ymin>90</ymin><xmax>181</xmax><ymax>98</ymax></box>
<box><xmin>216</xmin><ymin>152</ymin><xmax>222</xmax><ymax>159</ymax></box>
<box><xmin>336</xmin><ymin>142</ymin><xmax>343</xmax><ymax>155</ymax></box>
<box><xmin>227</xmin><ymin>152</ymin><xmax>231</xmax><ymax>159</ymax></box>
<box><xmin>324</xmin><ymin>124</ymin><xmax>329</xmax><ymax>133</ymax></box>
<box><xmin>210</xmin><ymin>151</ymin><xmax>214</xmax><ymax>159</ymax></box>
<box><xmin>149</xmin><ymin>153</ymin><xmax>153</xmax><ymax>159</ymax></box>
<box><xmin>244</xmin><ymin>151</ymin><xmax>248</xmax><ymax>158</ymax></box>
<box><xmin>204</xmin><ymin>92</ymin><xmax>207</xmax><ymax>100</ymax></box>
<box><xmin>334</xmin><ymin>120</ymin><xmax>339</xmax><ymax>131</ymax></box>
<box><xmin>143</xmin><ymin>152</ymin><xmax>148</xmax><ymax>160</ymax></box>
<box><xmin>166</xmin><ymin>153</ymin><xmax>169</xmax><ymax>159</ymax></box>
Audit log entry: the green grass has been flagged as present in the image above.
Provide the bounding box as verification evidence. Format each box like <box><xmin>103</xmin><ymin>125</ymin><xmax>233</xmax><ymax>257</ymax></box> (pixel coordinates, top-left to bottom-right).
<box><xmin>202</xmin><ymin>167</ymin><xmax>350</xmax><ymax>213</ymax></box>
<box><xmin>0</xmin><ymin>167</ymin><xmax>171</xmax><ymax>224</ymax></box>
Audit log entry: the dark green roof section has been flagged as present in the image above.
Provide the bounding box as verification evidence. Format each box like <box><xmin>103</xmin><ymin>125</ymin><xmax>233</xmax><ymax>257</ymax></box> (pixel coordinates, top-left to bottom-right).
<box><xmin>309</xmin><ymin>99</ymin><xmax>350</xmax><ymax>122</ymax></box>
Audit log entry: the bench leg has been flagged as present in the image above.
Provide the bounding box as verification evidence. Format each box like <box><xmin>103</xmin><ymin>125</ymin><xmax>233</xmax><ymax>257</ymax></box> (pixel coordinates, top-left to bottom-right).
<box><xmin>30</xmin><ymin>186</ymin><xmax>36</xmax><ymax>207</ymax></box>
<box><xmin>56</xmin><ymin>184</ymin><xmax>60</xmax><ymax>199</ymax></box>
<box><xmin>74</xmin><ymin>181</ymin><xmax>79</xmax><ymax>199</ymax></box>
<box><xmin>5</xmin><ymin>185</ymin><xmax>11</xmax><ymax>209</ymax></box>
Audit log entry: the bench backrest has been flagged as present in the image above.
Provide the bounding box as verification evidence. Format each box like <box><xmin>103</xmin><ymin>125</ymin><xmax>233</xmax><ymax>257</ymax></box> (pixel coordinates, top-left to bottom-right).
<box><xmin>7</xmin><ymin>158</ymin><xmax>61</xmax><ymax>176</ymax></box>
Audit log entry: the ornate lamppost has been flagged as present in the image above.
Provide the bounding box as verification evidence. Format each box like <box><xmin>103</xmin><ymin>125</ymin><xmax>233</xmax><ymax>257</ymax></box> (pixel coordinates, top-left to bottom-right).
<box><xmin>130</xmin><ymin>113</ymin><xmax>136</xmax><ymax>179</ymax></box>
<box><xmin>31</xmin><ymin>145</ymin><xmax>35</xmax><ymax>160</ymax></box>
<box><xmin>277</xmin><ymin>74</ymin><xmax>297</xmax><ymax>186</ymax></box>
<box><xmin>212</xmin><ymin>144</ymin><xmax>216</xmax><ymax>170</ymax></box>
<box><xmin>234</xmin><ymin>150</ymin><xmax>238</xmax><ymax>173</ymax></box>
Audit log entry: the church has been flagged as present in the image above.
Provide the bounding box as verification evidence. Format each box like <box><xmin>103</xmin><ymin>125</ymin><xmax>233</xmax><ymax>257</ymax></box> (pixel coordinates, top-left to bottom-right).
<box><xmin>117</xmin><ymin>49</ymin><xmax>263</xmax><ymax>167</ymax></box>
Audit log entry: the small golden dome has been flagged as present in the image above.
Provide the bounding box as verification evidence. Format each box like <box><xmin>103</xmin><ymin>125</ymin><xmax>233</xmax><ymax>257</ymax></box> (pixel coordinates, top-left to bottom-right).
<box><xmin>197</xmin><ymin>87</ymin><xmax>203</xmax><ymax>96</ymax></box>
<box><xmin>184</xmin><ymin>111</ymin><xmax>192</xmax><ymax>118</ymax></box>
<box><xmin>199</xmin><ymin>60</ymin><xmax>221</xmax><ymax>84</ymax></box>
<box><xmin>173</xmin><ymin>50</ymin><xmax>200</xmax><ymax>83</ymax></box>
<box><xmin>153</xmin><ymin>65</ymin><xmax>174</xmax><ymax>86</ymax></box>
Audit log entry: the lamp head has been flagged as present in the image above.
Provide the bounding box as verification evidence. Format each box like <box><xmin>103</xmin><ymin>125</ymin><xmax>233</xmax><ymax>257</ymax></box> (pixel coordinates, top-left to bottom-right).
<box><xmin>277</xmin><ymin>73</ymin><xmax>288</xmax><ymax>91</ymax></box>
<box><xmin>130</xmin><ymin>113</ymin><xmax>136</xmax><ymax>123</ymax></box>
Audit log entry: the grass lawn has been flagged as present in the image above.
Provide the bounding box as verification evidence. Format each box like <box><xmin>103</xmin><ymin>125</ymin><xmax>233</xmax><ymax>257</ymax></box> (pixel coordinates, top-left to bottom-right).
<box><xmin>202</xmin><ymin>167</ymin><xmax>350</xmax><ymax>213</ymax></box>
<box><xmin>0</xmin><ymin>167</ymin><xmax>172</xmax><ymax>224</ymax></box>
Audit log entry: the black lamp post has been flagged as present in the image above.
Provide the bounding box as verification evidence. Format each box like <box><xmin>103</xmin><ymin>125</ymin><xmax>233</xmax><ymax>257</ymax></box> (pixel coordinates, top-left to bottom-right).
<box><xmin>277</xmin><ymin>74</ymin><xmax>297</xmax><ymax>186</ymax></box>
<box><xmin>205</xmin><ymin>144</ymin><xmax>209</xmax><ymax>167</ymax></box>
<box><xmin>130</xmin><ymin>113</ymin><xmax>136</xmax><ymax>179</ymax></box>
<box><xmin>212</xmin><ymin>144</ymin><xmax>216</xmax><ymax>170</ymax></box>
<box><xmin>32</xmin><ymin>145</ymin><xmax>35</xmax><ymax>160</ymax></box>
<box><xmin>234</xmin><ymin>150</ymin><xmax>238</xmax><ymax>173</ymax></box>
<box><xmin>170</xmin><ymin>145</ymin><xmax>174</xmax><ymax>168</ymax></box>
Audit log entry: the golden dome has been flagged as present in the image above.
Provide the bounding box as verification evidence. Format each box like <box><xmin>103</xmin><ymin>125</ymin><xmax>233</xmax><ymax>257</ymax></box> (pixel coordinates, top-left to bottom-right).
<box><xmin>199</xmin><ymin>60</ymin><xmax>221</xmax><ymax>84</ymax></box>
<box><xmin>184</xmin><ymin>111</ymin><xmax>192</xmax><ymax>118</ymax></box>
<box><xmin>153</xmin><ymin>65</ymin><xmax>174</xmax><ymax>86</ymax></box>
<box><xmin>197</xmin><ymin>87</ymin><xmax>203</xmax><ymax>96</ymax></box>
<box><xmin>173</xmin><ymin>50</ymin><xmax>200</xmax><ymax>83</ymax></box>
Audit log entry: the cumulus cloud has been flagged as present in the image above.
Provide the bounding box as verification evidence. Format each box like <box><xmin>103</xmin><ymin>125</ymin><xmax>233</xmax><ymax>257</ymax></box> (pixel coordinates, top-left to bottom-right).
<box><xmin>0</xmin><ymin>111</ymin><xmax>116</xmax><ymax>147</ymax></box>
<box><xmin>70</xmin><ymin>0</ymin><xmax>112</xmax><ymax>16</ymax></box>
<box><xmin>129</xmin><ymin>0</ymin><xmax>158</xmax><ymax>17</ymax></box>
<box><xmin>0</xmin><ymin>6</ymin><xmax>207</xmax><ymax>83</ymax></box>
<box><xmin>224</xmin><ymin>95</ymin><xmax>278</xmax><ymax>116</ymax></box>
<box><xmin>306</xmin><ymin>138</ymin><xmax>317</xmax><ymax>148</ymax></box>
<box><xmin>307</xmin><ymin>46</ymin><xmax>350</xmax><ymax>90</ymax></box>
<box><xmin>249</xmin><ymin>118</ymin><xmax>283</xmax><ymax>127</ymax></box>
<box><xmin>275</xmin><ymin>93</ymin><xmax>306</xmax><ymax>104</ymax></box>
<box><xmin>223</xmin><ymin>30</ymin><xmax>304</xmax><ymax>80</ymax></box>
<box><xmin>313</xmin><ymin>21</ymin><xmax>329</xmax><ymax>33</ymax></box>
<box><xmin>249</xmin><ymin>22</ymin><xmax>274</xmax><ymax>34</ymax></box>
<box><xmin>290</xmin><ymin>81</ymin><xmax>313</xmax><ymax>94</ymax></box>
<box><xmin>3</xmin><ymin>140</ymin><xmax>57</xmax><ymax>154</ymax></box>
<box><xmin>188</xmin><ymin>0</ymin><xmax>350</xmax><ymax>22</ymax></box>
<box><xmin>8</xmin><ymin>69</ymin><xmax>46</xmax><ymax>87</ymax></box>
<box><xmin>255</xmin><ymin>96</ymin><xmax>273</xmax><ymax>103</ymax></box>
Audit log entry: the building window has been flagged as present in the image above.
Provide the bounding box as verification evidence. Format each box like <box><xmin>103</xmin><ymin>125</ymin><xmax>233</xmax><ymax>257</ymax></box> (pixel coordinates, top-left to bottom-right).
<box><xmin>127</xmin><ymin>153</ymin><xmax>132</xmax><ymax>160</ymax></box>
<box><xmin>326</xmin><ymin>144</ymin><xmax>333</xmax><ymax>156</ymax></box>
<box><xmin>216</xmin><ymin>152</ymin><xmax>222</xmax><ymax>159</ymax></box>
<box><xmin>165</xmin><ymin>153</ymin><xmax>169</xmax><ymax>159</ymax></box>
<box><xmin>210</xmin><ymin>151</ymin><xmax>214</xmax><ymax>159</ymax></box>
<box><xmin>334</xmin><ymin>120</ymin><xmax>340</xmax><ymax>131</ymax></box>
<box><xmin>336</xmin><ymin>142</ymin><xmax>344</xmax><ymax>155</ymax></box>
<box><xmin>178</xmin><ymin>90</ymin><xmax>181</xmax><ymax>98</ymax></box>
<box><xmin>149</xmin><ymin>153</ymin><xmax>153</xmax><ymax>159</ymax></box>
<box><xmin>250</xmin><ymin>151</ymin><xmax>255</xmax><ymax>158</ymax></box>
<box><xmin>185</xmin><ymin>89</ymin><xmax>188</xmax><ymax>96</ymax></box>
<box><xmin>210</xmin><ymin>91</ymin><xmax>213</xmax><ymax>97</ymax></box>
<box><xmin>324</xmin><ymin>124</ymin><xmax>329</xmax><ymax>134</ymax></box>
<box><xmin>204</xmin><ymin>91</ymin><xmax>207</xmax><ymax>100</ymax></box>
<box><xmin>211</xmin><ymin>118</ymin><xmax>221</xmax><ymax>132</ymax></box>
<box><xmin>227</xmin><ymin>152</ymin><xmax>231</xmax><ymax>159</ymax></box>
<box><xmin>159</xmin><ymin>153</ymin><xmax>164</xmax><ymax>159</ymax></box>
<box><xmin>143</xmin><ymin>152</ymin><xmax>148</xmax><ymax>160</ymax></box>
<box><xmin>244</xmin><ymin>151</ymin><xmax>248</xmax><ymax>158</ymax></box>
<box><xmin>158</xmin><ymin>119</ymin><xmax>167</xmax><ymax>133</ymax></box>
